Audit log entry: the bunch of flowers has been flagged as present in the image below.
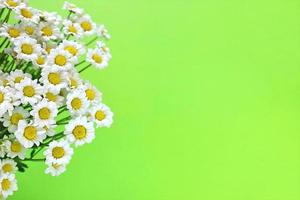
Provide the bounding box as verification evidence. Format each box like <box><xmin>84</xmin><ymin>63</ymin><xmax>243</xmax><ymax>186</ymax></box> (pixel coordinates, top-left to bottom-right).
<box><xmin>0</xmin><ymin>0</ymin><xmax>113</xmax><ymax>198</ymax></box>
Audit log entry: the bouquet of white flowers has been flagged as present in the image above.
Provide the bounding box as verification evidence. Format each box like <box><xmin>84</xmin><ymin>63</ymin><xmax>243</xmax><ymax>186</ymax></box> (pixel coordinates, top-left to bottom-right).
<box><xmin>0</xmin><ymin>0</ymin><xmax>114</xmax><ymax>198</ymax></box>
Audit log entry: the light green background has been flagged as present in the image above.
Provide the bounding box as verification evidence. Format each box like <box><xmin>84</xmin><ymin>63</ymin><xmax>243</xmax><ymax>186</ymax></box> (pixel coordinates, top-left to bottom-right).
<box><xmin>12</xmin><ymin>0</ymin><xmax>300</xmax><ymax>199</ymax></box>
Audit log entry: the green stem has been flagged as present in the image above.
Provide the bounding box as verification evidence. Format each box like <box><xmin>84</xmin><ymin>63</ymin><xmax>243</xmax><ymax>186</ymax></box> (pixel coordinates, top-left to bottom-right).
<box><xmin>79</xmin><ymin>64</ymin><xmax>92</xmax><ymax>73</ymax></box>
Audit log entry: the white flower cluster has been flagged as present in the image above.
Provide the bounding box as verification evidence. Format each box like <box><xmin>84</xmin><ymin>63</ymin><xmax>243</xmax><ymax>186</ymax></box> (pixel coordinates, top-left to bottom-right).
<box><xmin>0</xmin><ymin>0</ymin><xmax>114</xmax><ymax>199</ymax></box>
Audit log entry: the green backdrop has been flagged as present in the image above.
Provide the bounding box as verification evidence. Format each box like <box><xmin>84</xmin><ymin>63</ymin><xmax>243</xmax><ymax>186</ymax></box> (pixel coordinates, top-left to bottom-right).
<box><xmin>11</xmin><ymin>0</ymin><xmax>300</xmax><ymax>199</ymax></box>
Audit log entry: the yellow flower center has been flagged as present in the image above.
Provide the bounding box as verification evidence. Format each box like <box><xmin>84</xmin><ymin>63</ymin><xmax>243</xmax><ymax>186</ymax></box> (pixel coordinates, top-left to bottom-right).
<box><xmin>41</xmin><ymin>26</ymin><xmax>53</xmax><ymax>36</ymax></box>
<box><xmin>52</xmin><ymin>163</ymin><xmax>61</xmax><ymax>169</ymax></box>
<box><xmin>25</xmin><ymin>26</ymin><xmax>34</xmax><ymax>35</ymax></box>
<box><xmin>54</xmin><ymin>55</ymin><xmax>67</xmax><ymax>66</ymax></box>
<box><xmin>0</xmin><ymin>92</ymin><xmax>4</xmax><ymax>103</ymax></box>
<box><xmin>46</xmin><ymin>92</ymin><xmax>57</xmax><ymax>102</ymax></box>
<box><xmin>24</xmin><ymin>126</ymin><xmax>37</xmax><ymax>140</ymax></box>
<box><xmin>68</xmin><ymin>25</ymin><xmax>77</xmax><ymax>33</ymax></box>
<box><xmin>6</xmin><ymin>0</ymin><xmax>18</xmax><ymax>7</ymax></box>
<box><xmin>14</xmin><ymin>76</ymin><xmax>23</xmax><ymax>83</ymax></box>
<box><xmin>1</xmin><ymin>179</ymin><xmax>11</xmax><ymax>191</ymax></box>
<box><xmin>81</xmin><ymin>21</ymin><xmax>92</xmax><ymax>31</ymax></box>
<box><xmin>45</xmin><ymin>46</ymin><xmax>52</xmax><ymax>54</ymax></box>
<box><xmin>10</xmin><ymin>113</ymin><xmax>23</xmax><ymax>125</ymax></box>
<box><xmin>64</xmin><ymin>46</ymin><xmax>78</xmax><ymax>56</ymax></box>
<box><xmin>38</xmin><ymin>107</ymin><xmax>51</xmax><ymax>120</ymax></box>
<box><xmin>2</xmin><ymin>79</ymin><xmax>8</xmax><ymax>86</ymax></box>
<box><xmin>8</xmin><ymin>28</ymin><xmax>20</xmax><ymax>38</ymax></box>
<box><xmin>71</xmin><ymin>98</ymin><xmax>81</xmax><ymax>110</ymax></box>
<box><xmin>85</xmin><ymin>89</ymin><xmax>95</xmax><ymax>100</ymax></box>
<box><xmin>92</xmin><ymin>54</ymin><xmax>102</xmax><ymax>64</ymax></box>
<box><xmin>2</xmin><ymin>164</ymin><xmax>13</xmax><ymax>173</ymax></box>
<box><xmin>21</xmin><ymin>8</ymin><xmax>33</xmax><ymax>18</ymax></box>
<box><xmin>23</xmin><ymin>85</ymin><xmax>35</xmax><ymax>97</ymax></box>
<box><xmin>11</xmin><ymin>141</ymin><xmax>22</xmax><ymax>152</ymax></box>
<box><xmin>95</xmin><ymin>110</ymin><xmax>106</xmax><ymax>121</ymax></box>
<box><xmin>72</xmin><ymin>125</ymin><xmax>87</xmax><ymax>139</ymax></box>
<box><xmin>52</xmin><ymin>147</ymin><xmax>65</xmax><ymax>159</ymax></box>
<box><xmin>21</xmin><ymin>43</ymin><xmax>33</xmax><ymax>55</ymax></box>
<box><xmin>70</xmin><ymin>78</ymin><xmax>78</xmax><ymax>88</ymax></box>
<box><xmin>36</xmin><ymin>56</ymin><xmax>45</xmax><ymax>65</ymax></box>
<box><xmin>48</xmin><ymin>73</ymin><xmax>61</xmax><ymax>85</ymax></box>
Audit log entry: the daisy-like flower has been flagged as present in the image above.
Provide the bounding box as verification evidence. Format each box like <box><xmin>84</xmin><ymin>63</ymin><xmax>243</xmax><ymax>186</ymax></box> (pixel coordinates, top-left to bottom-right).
<box><xmin>7</xmin><ymin>69</ymin><xmax>32</xmax><ymax>87</ymax></box>
<box><xmin>65</xmin><ymin>116</ymin><xmax>95</xmax><ymax>146</ymax></box>
<box><xmin>0</xmin><ymin>24</ymin><xmax>22</xmax><ymax>40</ymax></box>
<box><xmin>37</xmin><ymin>22</ymin><xmax>62</xmax><ymax>41</ymax></box>
<box><xmin>4</xmin><ymin>139</ymin><xmax>26</xmax><ymax>159</ymax></box>
<box><xmin>3</xmin><ymin>0</ymin><xmax>23</xmax><ymax>9</ymax></box>
<box><xmin>40</xmin><ymin>67</ymin><xmax>67</xmax><ymax>90</ymax></box>
<box><xmin>76</xmin><ymin>15</ymin><xmax>96</xmax><ymax>36</ymax></box>
<box><xmin>58</xmin><ymin>40</ymin><xmax>85</xmax><ymax>58</ymax></box>
<box><xmin>63</xmin><ymin>2</ymin><xmax>84</xmax><ymax>15</ymax></box>
<box><xmin>79</xmin><ymin>82</ymin><xmax>102</xmax><ymax>105</ymax></box>
<box><xmin>44</xmin><ymin>140</ymin><xmax>73</xmax><ymax>165</ymax></box>
<box><xmin>32</xmin><ymin>53</ymin><xmax>47</xmax><ymax>68</ymax></box>
<box><xmin>0</xmin><ymin>73</ymin><xmax>10</xmax><ymax>87</ymax></box>
<box><xmin>96</xmin><ymin>25</ymin><xmax>111</xmax><ymax>40</ymax></box>
<box><xmin>1</xmin><ymin>106</ymin><xmax>30</xmax><ymax>133</ymax></box>
<box><xmin>0</xmin><ymin>159</ymin><xmax>17</xmax><ymax>174</ymax></box>
<box><xmin>62</xmin><ymin>20</ymin><xmax>83</xmax><ymax>38</ymax></box>
<box><xmin>89</xmin><ymin>103</ymin><xmax>113</xmax><ymax>128</ymax></box>
<box><xmin>20</xmin><ymin>22</ymin><xmax>37</xmax><ymax>36</ymax></box>
<box><xmin>45</xmin><ymin>162</ymin><xmax>66</xmax><ymax>176</ymax></box>
<box><xmin>15</xmin><ymin>4</ymin><xmax>40</xmax><ymax>23</ymax></box>
<box><xmin>66</xmin><ymin>70</ymin><xmax>82</xmax><ymax>90</ymax></box>
<box><xmin>15</xmin><ymin>77</ymin><xmax>43</xmax><ymax>105</ymax></box>
<box><xmin>39</xmin><ymin>11</ymin><xmax>62</xmax><ymax>26</ymax></box>
<box><xmin>0</xmin><ymin>173</ymin><xmax>17</xmax><ymax>198</ymax></box>
<box><xmin>43</xmin><ymin>87</ymin><xmax>64</xmax><ymax>107</ymax></box>
<box><xmin>47</xmin><ymin>48</ymin><xmax>76</xmax><ymax>70</ymax></box>
<box><xmin>86</xmin><ymin>48</ymin><xmax>109</xmax><ymax>69</ymax></box>
<box><xmin>30</xmin><ymin>99</ymin><xmax>58</xmax><ymax>127</ymax></box>
<box><xmin>66</xmin><ymin>89</ymin><xmax>89</xmax><ymax>115</ymax></box>
<box><xmin>15</xmin><ymin>120</ymin><xmax>46</xmax><ymax>148</ymax></box>
<box><xmin>13</xmin><ymin>36</ymin><xmax>41</xmax><ymax>61</ymax></box>
<box><xmin>0</xmin><ymin>86</ymin><xmax>13</xmax><ymax>117</ymax></box>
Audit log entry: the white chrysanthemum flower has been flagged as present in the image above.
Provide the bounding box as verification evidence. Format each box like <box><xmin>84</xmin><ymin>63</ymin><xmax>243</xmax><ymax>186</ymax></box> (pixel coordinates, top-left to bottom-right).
<box><xmin>44</xmin><ymin>140</ymin><xmax>73</xmax><ymax>165</ymax></box>
<box><xmin>86</xmin><ymin>48</ymin><xmax>109</xmax><ymax>69</ymax></box>
<box><xmin>47</xmin><ymin>48</ymin><xmax>76</xmax><ymax>70</ymax></box>
<box><xmin>62</xmin><ymin>20</ymin><xmax>83</xmax><ymax>38</ymax></box>
<box><xmin>58</xmin><ymin>40</ymin><xmax>85</xmax><ymax>58</ymax></box>
<box><xmin>0</xmin><ymin>173</ymin><xmax>18</xmax><ymax>199</ymax></box>
<box><xmin>37</xmin><ymin>22</ymin><xmax>62</xmax><ymax>41</ymax></box>
<box><xmin>30</xmin><ymin>99</ymin><xmax>58</xmax><ymax>127</ymax></box>
<box><xmin>7</xmin><ymin>69</ymin><xmax>32</xmax><ymax>87</ymax></box>
<box><xmin>3</xmin><ymin>0</ymin><xmax>22</xmax><ymax>8</ymax></box>
<box><xmin>15</xmin><ymin>77</ymin><xmax>43</xmax><ymax>105</ymax></box>
<box><xmin>40</xmin><ymin>67</ymin><xmax>67</xmax><ymax>90</ymax></box>
<box><xmin>78</xmin><ymin>82</ymin><xmax>102</xmax><ymax>105</ymax></box>
<box><xmin>15</xmin><ymin>120</ymin><xmax>46</xmax><ymax>148</ymax></box>
<box><xmin>66</xmin><ymin>70</ymin><xmax>82</xmax><ymax>90</ymax></box>
<box><xmin>65</xmin><ymin>116</ymin><xmax>95</xmax><ymax>147</ymax></box>
<box><xmin>96</xmin><ymin>41</ymin><xmax>112</xmax><ymax>59</ymax></box>
<box><xmin>1</xmin><ymin>107</ymin><xmax>30</xmax><ymax>133</ymax></box>
<box><xmin>96</xmin><ymin>25</ymin><xmax>111</xmax><ymax>40</ymax></box>
<box><xmin>0</xmin><ymin>159</ymin><xmax>17</xmax><ymax>174</ymax></box>
<box><xmin>0</xmin><ymin>73</ymin><xmax>10</xmax><ymax>87</ymax></box>
<box><xmin>45</xmin><ymin>162</ymin><xmax>66</xmax><ymax>176</ymax></box>
<box><xmin>63</xmin><ymin>2</ymin><xmax>84</xmax><ymax>15</ymax></box>
<box><xmin>0</xmin><ymin>86</ymin><xmax>13</xmax><ymax>117</ymax></box>
<box><xmin>66</xmin><ymin>89</ymin><xmax>89</xmax><ymax>115</ymax></box>
<box><xmin>0</xmin><ymin>23</ymin><xmax>22</xmax><ymax>40</ymax></box>
<box><xmin>32</xmin><ymin>53</ymin><xmax>47</xmax><ymax>68</ymax></box>
<box><xmin>76</xmin><ymin>15</ymin><xmax>96</xmax><ymax>36</ymax></box>
<box><xmin>15</xmin><ymin>4</ymin><xmax>40</xmax><ymax>23</ymax></box>
<box><xmin>4</xmin><ymin>139</ymin><xmax>26</xmax><ymax>159</ymax></box>
<box><xmin>13</xmin><ymin>36</ymin><xmax>41</xmax><ymax>61</ymax></box>
<box><xmin>89</xmin><ymin>104</ymin><xmax>113</xmax><ymax>128</ymax></box>
<box><xmin>20</xmin><ymin>21</ymin><xmax>37</xmax><ymax>36</ymax></box>
<box><xmin>43</xmin><ymin>87</ymin><xmax>64</xmax><ymax>107</ymax></box>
